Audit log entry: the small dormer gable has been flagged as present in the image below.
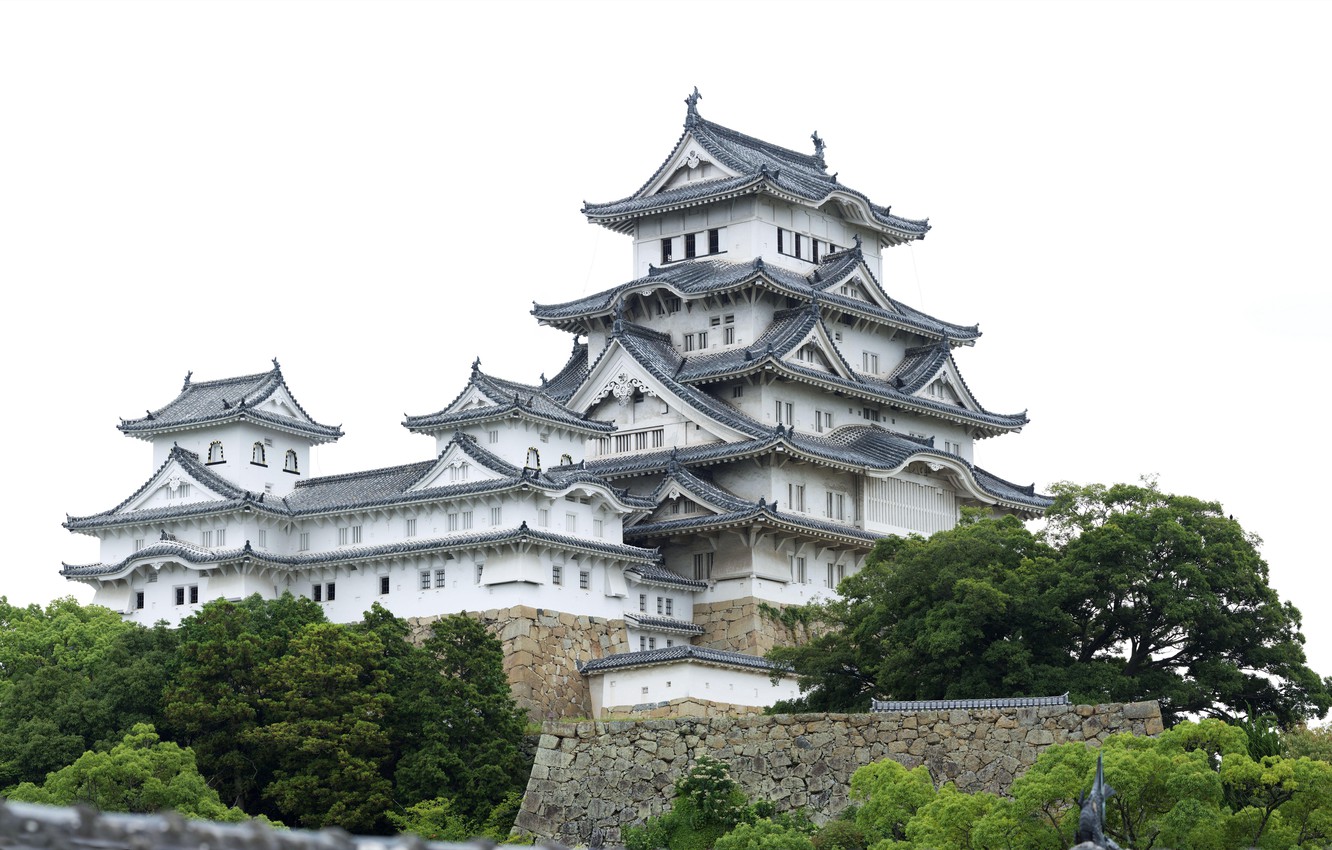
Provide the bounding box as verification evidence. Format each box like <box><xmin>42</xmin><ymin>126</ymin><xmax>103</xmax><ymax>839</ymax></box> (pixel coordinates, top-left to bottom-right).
<box><xmin>651</xmin><ymin>142</ymin><xmax>739</xmax><ymax>195</ymax></box>
<box><xmin>781</xmin><ymin>320</ymin><xmax>856</xmax><ymax>380</ymax></box>
<box><xmin>407</xmin><ymin>438</ymin><xmax>507</xmax><ymax>493</ymax></box>
<box><xmin>128</xmin><ymin>463</ymin><xmax>226</xmax><ymax>513</ymax></box>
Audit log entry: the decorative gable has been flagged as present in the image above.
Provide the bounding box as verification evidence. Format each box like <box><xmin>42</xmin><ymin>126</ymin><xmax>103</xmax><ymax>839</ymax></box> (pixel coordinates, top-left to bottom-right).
<box><xmin>122</xmin><ymin>460</ymin><xmax>227</xmax><ymax>513</ymax></box>
<box><xmin>407</xmin><ymin>441</ymin><xmax>503</xmax><ymax>492</ymax></box>
<box><xmin>647</xmin><ymin>138</ymin><xmax>740</xmax><ymax>196</ymax></box>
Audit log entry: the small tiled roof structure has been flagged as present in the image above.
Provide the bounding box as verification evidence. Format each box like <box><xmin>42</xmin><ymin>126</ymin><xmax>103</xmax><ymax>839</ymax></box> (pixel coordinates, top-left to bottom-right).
<box><xmin>625</xmin><ymin>613</ymin><xmax>706</xmax><ymax>635</ymax></box>
<box><xmin>871</xmin><ymin>693</ymin><xmax>1071</xmax><ymax>711</ymax></box>
<box><xmin>579</xmin><ymin>644</ymin><xmax>790</xmax><ymax>675</ymax></box>
<box><xmin>404</xmin><ymin>354</ymin><xmax>612</xmax><ymax>435</ymax></box>
<box><xmin>582</xmin><ymin>89</ymin><xmax>929</xmax><ymax>247</ymax></box>
<box><xmin>118</xmin><ymin>361</ymin><xmax>342</xmax><ymax>443</ymax></box>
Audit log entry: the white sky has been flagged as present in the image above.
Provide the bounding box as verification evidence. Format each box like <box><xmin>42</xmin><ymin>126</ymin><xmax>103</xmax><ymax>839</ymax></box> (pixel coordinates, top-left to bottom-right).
<box><xmin>4</xmin><ymin>1</ymin><xmax>1329</xmax><ymax>688</ymax></box>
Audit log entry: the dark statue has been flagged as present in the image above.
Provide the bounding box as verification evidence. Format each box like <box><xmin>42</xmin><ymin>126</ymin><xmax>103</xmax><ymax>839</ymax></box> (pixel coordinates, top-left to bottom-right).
<box><xmin>1072</xmin><ymin>752</ymin><xmax>1124</xmax><ymax>850</ymax></box>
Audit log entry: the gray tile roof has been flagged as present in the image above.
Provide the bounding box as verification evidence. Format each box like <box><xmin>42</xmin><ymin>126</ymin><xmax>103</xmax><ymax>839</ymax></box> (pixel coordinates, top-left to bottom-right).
<box><xmin>588</xmin><ymin>423</ymin><xmax>1051</xmax><ymax>512</ymax></box>
<box><xmin>624</xmin><ymin>562</ymin><xmax>708</xmax><ymax>590</ymax></box>
<box><xmin>533</xmin><ymin>254</ymin><xmax>981</xmax><ymax>344</ymax></box>
<box><xmin>579</xmin><ymin>644</ymin><xmax>790</xmax><ymax>674</ymax></box>
<box><xmin>625</xmin><ymin>613</ymin><xmax>706</xmax><ymax>635</ymax></box>
<box><xmin>118</xmin><ymin>362</ymin><xmax>343</xmax><ymax>443</ymax></box>
<box><xmin>404</xmin><ymin>355</ymin><xmax>612</xmax><ymax>435</ymax></box>
<box><xmin>872</xmin><ymin>694</ymin><xmax>1070</xmax><ymax>711</ymax></box>
<box><xmin>63</xmin><ymin>522</ymin><xmax>661</xmax><ymax>578</ymax></box>
<box><xmin>582</xmin><ymin>97</ymin><xmax>929</xmax><ymax>245</ymax></box>
<box><xmin>68</xmin><ymin>434</ymin><xmax>654</xmax><ymax>533</ymax></box>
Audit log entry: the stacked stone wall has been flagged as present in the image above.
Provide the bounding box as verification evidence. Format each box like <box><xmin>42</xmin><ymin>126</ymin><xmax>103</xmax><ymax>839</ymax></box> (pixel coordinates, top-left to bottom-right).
<box><xmin>601</xmin><ymin>696</ymin><xmax>768</xmax><ymax>720</ymax></box>
<box><xmin>514</xmin><ymin>701</ymin><xmax>1163</xmax><ymax>845</ymax></box>
<box><xmin>693</xmin><ymin>597</ymin><xmax>785</xmax><ymax>653</ymax></box>
<box><xmin>407</xmin><ymin>606</ymin><xmax>629</xmax><ymax>721</ymax></box>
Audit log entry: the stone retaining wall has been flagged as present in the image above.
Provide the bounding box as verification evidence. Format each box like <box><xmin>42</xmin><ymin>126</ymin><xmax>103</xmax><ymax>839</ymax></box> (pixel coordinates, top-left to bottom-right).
<box><xmin>692</xmin><ymin>597</ymin><xmax>784</xmax><ymax>653</ymax></box>
<box><xmin>408</xmin><ymin>606</ymin><xmax>629</xmax><ymax>721</ymax></box>
<box><xmin>513</xmin><ymin>701</ymin><xmax>1163</xmax><ymax>845</ymax></box>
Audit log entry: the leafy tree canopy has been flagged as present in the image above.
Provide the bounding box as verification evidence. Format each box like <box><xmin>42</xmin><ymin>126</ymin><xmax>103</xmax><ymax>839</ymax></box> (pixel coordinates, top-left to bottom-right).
<box><xmin>767</xmin><ymin>482</ymin><xmax>1331</xmax><ymax>725</ymax></box>
<box><xmin>5</xmin><ymin>723</ymin><xmax>246</xmax><ymax>822</ymax></box>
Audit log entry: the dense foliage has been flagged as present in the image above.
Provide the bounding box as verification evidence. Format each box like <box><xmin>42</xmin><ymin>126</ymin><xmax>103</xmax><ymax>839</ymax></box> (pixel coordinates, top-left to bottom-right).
<box><xmin>844</xmin><ymin>719</ymin><xmax>1332</xmax><ymax>850</ymax></box>
<box><xmin>0</xmin><ymin>596</ymin><xmax>530</xmax><ymax>834</ymax></box>
<box><xmin>766</xmin><ymin>482</ymin><xmax>1332</xmax><ymax>725</ymax></box>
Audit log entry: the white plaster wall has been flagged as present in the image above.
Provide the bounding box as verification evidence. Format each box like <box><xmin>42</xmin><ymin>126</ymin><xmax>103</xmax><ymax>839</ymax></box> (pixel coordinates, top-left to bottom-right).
<box><xmin>150</xmin><ymin>421</ymin><xmax>312</xmax><ymax>497</ymax></box>
<box><xmin>589</xmin><ymin>661</ymin><xmax>801</xmax><ymax>716</ymax></box>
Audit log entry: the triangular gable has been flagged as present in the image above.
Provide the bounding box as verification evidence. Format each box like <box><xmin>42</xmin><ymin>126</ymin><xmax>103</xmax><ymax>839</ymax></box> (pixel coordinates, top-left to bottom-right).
<box><xmin>408</xmin><ymin>440</ymin><xmax>507</xmax><ymax>492</ymax></box>
<box><xmin>567</xmin><ymin>342</ymin><xmax>748</xmax><ymax>443</ymax></box>
<box><xmin>255</xmin><ymin>384</ymin><xmax>309</xmax><ymax>423</ymax></box>
<box><xmin>914</xmin><ymin>358</ymin><xmax>984</xmax><ymax>414</ymax></box>
<box><xmin>827</xmin><ymin>267</ymin><xmax>896</xmax><ymax>313</ymax></box>
<box><xmin>445</xmin><ymin>383</ymin><xmax>502</xmax><ymax>416</ymax></box>
<box><xmin>120</xmin><ymin>457</ymin><xmax>231</xmax><ymax>514</ymax></box>
<box><xmin>644</xmin><ymin>134</ymin><xmax>743</xmax><ymax>197</ymax></box>
<box><xmin>780</xmin><ymin>321</ymin><xmax>856</xmax><ymax>380</ymax></box>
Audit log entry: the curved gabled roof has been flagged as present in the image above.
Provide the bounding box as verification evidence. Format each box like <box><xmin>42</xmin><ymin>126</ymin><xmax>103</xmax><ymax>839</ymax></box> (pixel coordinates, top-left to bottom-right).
<box><xmin>403</xmin><ymin>356</ymin><xmax>612</xmax><ymax>436</ymax></box>
<box><xmin>118</xmin><ymin>361</ymin><xmax>342</xmax><ymax>443</ymax></box>
<box><xmin>533</xmin><ymin>254</ymin><xmax>980</xmax><ymax>344</ymax></box>
<box><xmin>582</xmin><ymin>92</ymin><xmax>929</xmax><ymax>246</ymax></box>
<box><xmin>64</xmin><ymin>446</ymin><xmax>271</xmax><ymax>532</ymax></box>
<box><xmin>587</xmin><ymin>425</ymin><xmax>1051</xmax><ymax>514</ymax></box>
<box><xmin>63</xmin><ymin>523</ymin><xmax>661</xmax><ymax>580</ymax></box>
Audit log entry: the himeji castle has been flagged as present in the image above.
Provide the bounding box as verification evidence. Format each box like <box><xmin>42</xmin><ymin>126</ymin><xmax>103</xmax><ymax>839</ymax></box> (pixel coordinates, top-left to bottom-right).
<box><xmin>63</xmin><ymin>91</ymin><xmax>1051</xmax><ymax>719</ymax></box>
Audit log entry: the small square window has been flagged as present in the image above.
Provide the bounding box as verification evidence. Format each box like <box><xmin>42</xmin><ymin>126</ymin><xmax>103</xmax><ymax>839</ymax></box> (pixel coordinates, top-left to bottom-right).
<box><xmin>188</xmin><ymin>585</ymin><xmax>199</xmax><ymax>604</ymax></box>
<box><xmin>552</xmin><ymin>565</ymin><xmax>563</xmax><ymax>585</ymax></box>
<box><xmin>420</xmin><ymin>571</ymin><xmax>431</xmax><ymax>590</ymax></box>
<box><xmin>579</xmin><ymin>570</ymin><xmax>590</xmax><ymax>590</ymax></box>
<box><xmin>299</xmin><ymin>532</ymin><xmax>310</xmax><ymax>551</ymax></box>
<box><xmin>313</xmin><ymin>584</ymin><xmax>322</xmax><ymax>602</ymax></box>
<box><xmin>326</xmin><ymin>582</ymin><xmax>336</xmax><ymax>601</ymax></box>
<box><xmin>405</xmin><ymin>518</ymin><xmax>417</xmax><ymax>537</ymax></box>
<box><xmin>435</xmin><ymin>569</ymin><xmax>446</xmax><ymax>588</ymax></box>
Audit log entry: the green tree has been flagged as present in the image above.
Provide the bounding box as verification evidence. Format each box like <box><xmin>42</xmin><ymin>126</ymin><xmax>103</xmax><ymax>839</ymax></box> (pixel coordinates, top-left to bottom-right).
<box><xmin>766</xmin><ymin>482</ymin><xmax>1331</xmax><ymax>725</ymax></box>
<box><xmin>1046</xmin><ymin>481</ymin><xmax>1331</xmax><ymax>724</ymax></box>
<box><xmin>624</xmin><ymin>756</ymin><xmax>754</xmax><ymax>850</ymax></box>
<box><xmin>245</xmin><ymin>621</ymin><xmax>395</xmax><ymax>832</ymax></box>
<box><xmin>714</xmin><ymin>819</ymin><xmax>815</xmax><ymax>850</ymax></box>
<box><xmin>392</xmin><ymin>614</ymin><xmax>529</xmax><ymax>826</ymax></box>
<box><xmin>0</xmin><ymin>598</ymin><xmax>176</xmax><ymax>788</ymax></box>
<box><xmin>161</xmin><ymin>593</ymin><xmax>325</xmax><ymax>811</ymax></box>
<box><xmin>5</xmin><ymin>723</ymin><xmax>245</xmax><ymax>821</ymax></box>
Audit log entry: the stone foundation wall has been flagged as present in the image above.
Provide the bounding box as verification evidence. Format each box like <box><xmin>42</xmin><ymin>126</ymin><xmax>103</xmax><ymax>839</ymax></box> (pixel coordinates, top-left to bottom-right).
<box><xmin>514</xmin><ymin>701</ymin><xmax>1163</xmax><ymax>845</ymax></box>
<box><xmin>602</xmin><ymin>697</ymin><xmax>768</xmax><ymax>720</ymax></box>
<box><xmin>693</xmin><ymin>597</ymin><xmax>785</xmax><ymax>653</ymax></box>
<box><xmin>408</xmin><ymin>606</ymin><xmax>630</xmax><ymax>721</ymax></box>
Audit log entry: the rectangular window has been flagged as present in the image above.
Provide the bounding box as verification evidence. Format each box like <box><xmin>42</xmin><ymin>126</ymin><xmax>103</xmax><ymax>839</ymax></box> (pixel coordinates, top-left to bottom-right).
<box><xmin>579</xmin><ymin>570</ymin><xmax>590</xmax><ymax>590</ymax></box>
<box><xmin>710</xmin><ymin>316</ymin><xmax>721</xmax><ymax>327</ymax></box>
<box><xmin>862</xmin><ymin>407</ymin><xmax>881</xmax><ymax>422</ymax></box>
<box><xmin>134</xmin><ymin>591</ymin><xmax>145</xmax><ymax>610</ymax></box>
<box><xmin>435</xmin><ymin>569</ymin><xmax>446</xmax><ymax>588</ymax></box>
<box><xmin>256</xmin><ymin>529</ymin><xmax>266</xmax><ymax>548</ymax></box>
<box><xmin>147</xmin><ymin>572</ymin><xmax>158</xmax><ymax>583</ymax></box>
<box><xmin>657</xmin><ymin>596</ymin><xmax>664</xmax><ymax>615</ymax></box>
<box><xmin>811</xmin><ymin>240</ymin><xmax>820</xmax><ymax>263</ymax></box>
<box><xmin>538</xmin><ymin>508</ymin><xmax>549</xmax><ymax>527</ymax></box>
<box><xmin>692</xmin><ymin>552</ymin><xmax>713</xmax><ymax>581</ymax></box>
<box><xmin>661</xmin><ymin>237</ymin><xmax>673</xmax><ymax>264</ymax></box>
<box><xmin>732</xmin><ymin>385</ymin><xmax>743</xmax><ymax>399</ymax></box>
<box><xmin>640</xmin><ymin>636</ymin><xmax>647</xmax><ymax>651</ymax></box>
<box><xmin>683</xmin><ymin>333</ymin><xmax>695</xmax><ymax>352</ymax></box>
<box><xmin>666</xmin><ymin>639</ymin><xmax>674</xmax><ymax>648</ymax></box>
<box><xmin>774</xmin><ymin>400</ymin><xmax>794</xmax><ymax>426</ymax></box>
<box><xmin>475</xmin><ymin>564</ymin><xmax>484</xmax><ymax>584</ymax></box>
<box><xmin>685</xmin><ymin>232</ymin><xmax>696</xmax><ymax>259</ymax></box>
<box><xmin>215</xmin><ymin>529</ymin><xmax>225</xmax><ymax>547</ymax></box>
<box><xmin>351</xmin><ymin>525</ymin><xmax>362</xmax><ymax>544</ymax></box>
<box><xmin>313</xmin><ymin>584</ymin><xmax>322</xmax><ymax>602</ymax></box>
<box><xmin>827</xmin><ymin>563</ymin><xmax>838</xmax><ymax>588</ymax></box>
<box><xmin>404</xmin><ymin>518</ymin><xmax>417</xmax><ymax>537</ymax></box>
<box><xmin>815</xmin><ymin>410</ymin><xmax>833</xmax><ymax>433</ymax></box>
<box><xmin>489</xmin><ymin>430</ymin><xmax>499</xmax><ymax>444</ymax></box>
<box><xmin>794</xmin><ymin>233</ymin><xmax>803</xmax><ymax>259</ymax></box>
<box><xmin>338</xmin><ymin>527</ymin><xmax>349</xmax><ymax>546</ymax></box>
<box><xmin>299</xmin><ymin>532</ymin><xmax>310</xmax><ymax>551</ymax></box>
<box><xmin>697</xmin><ymin>330</ymin><xmax>708</xmax><ymax>349</ymax></box>
<box><xmin>447</xmin><ymin>513</ymin><xmax>459</xmax><ymax>531</ymax></box>
<box><xmin>665</xmin><ymin>598</ymin><xmax>674</xmax><ymax>616</ymax></box>
<box><xmin>788</xmin><ymin>483</ymin><xmax>806</xmax><ymax>512</ymax></box>
<box><xmin>723</xmin><ymin>325</ymin><xmax>735</xmax><ymax>345</ymax></box>
<box><xmin>593</xmin><ymin>518</ymin><xmax>603</xmax><ymax>537</ymax></box>
<box><xmin>791</xmin><ymin>556</ymin><xmax>808</xmax><ymax>584</ymax></box>
<box><xmin>189</xmin><ymin>585</ymin><xmax>199</xmax><ymax>604</ymax></box>
<box><xmin>199</xmin><ymin>530</ymin><xmax>212</xmax><ymax>548</ymax></box>
<box><xmin>639</xmin><ymin>593</ymin><xmax>647</xmax><ymax>612</ymax></box>
<box><xmin>461</xmin><ymin>511</ymin><xmax>473</xmax><ymax>530</ymax></box>
<box><xmin>827</xmin><ymin>492</ymin><xmax>846</xmax><ymax>520</ymax></box>
<box><xmin>490</xmin><ymin>507</ymin><xmax>502</xmax><ymax>526</ymax></box>
<box><xmin>326</xmin><ymin>582</ymin><xmax>336</xmax><ymax>601</ymax></box>
<box><xmin>777</xmin><ymin>227</ymin><xmax>784</xmax><ymax>254</ymax></box>
<box><xmin>708</xmin><ymin>228</ymin><xmax>720</xmax><ymax>254</ymax></box>
<box><xmin>175</xmin><ymin>586</ymin><xmax>185</xmax><ymax>605</ymax></box>
<box><xmin>552</xmin><ymin>565</ymin><xmax>563</xmax><ymax>585</ymax></box>
<box><xmin>862</xmin><ymin>352</ymin><xmax>879</xmax><ymax>374</ymax></box>
<box><xmin>420</xmin><ymin>571</ymin><xmax>431</xmax><ymax>590</ymax></box>
<box><xmin>665</xmin><ymin>296</ymin><xmax>681</xmax><ymax>314</ymax></box>
<box><xmin>648</xmin><ymin>637</ymin><xmax>657</xmax><ymax>650</ymax></box>
<box><xmin>133</xmin><ymin>538</ymin><xmax>145</xmax><ymax>552</ymax></box>
<box><xmin>179</xmin><ymin>484</ymin><xmax>191</xmax><ymax>498</ymax></box>
<box><xmin>379</xmin><ymin>576</ymin><xmax>390</xmax><ymax>595</ymax></box>
<box><xmin>566</xmin><ymin>513</ymin><xmax>577</xmax><ymax>533</ymax></box>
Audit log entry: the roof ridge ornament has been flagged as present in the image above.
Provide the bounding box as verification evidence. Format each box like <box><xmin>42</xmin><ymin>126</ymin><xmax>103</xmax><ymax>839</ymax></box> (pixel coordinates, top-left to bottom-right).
<box><xmin>471</xmin><ymin>356</ymin><xmax>481</xmax><ymax>373</ymax></box>
<box><xmin>811</xmin><ymin>131</ymin><xmax>826</xmax><ymax>169</ymax></box>
<box><xmin>271</xmin><ymin>357</ymin><xmax>281</xmax><ymax>372</ymax></box>
<box><xmin>684</xmin><ymin>86</ymin><xmax>701</xmax><ymax>128</ymax></box>
<box><xmin>182</xmin><ymin>371</ymin><xmax>192</xmax><ymax>390</ymax></box>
